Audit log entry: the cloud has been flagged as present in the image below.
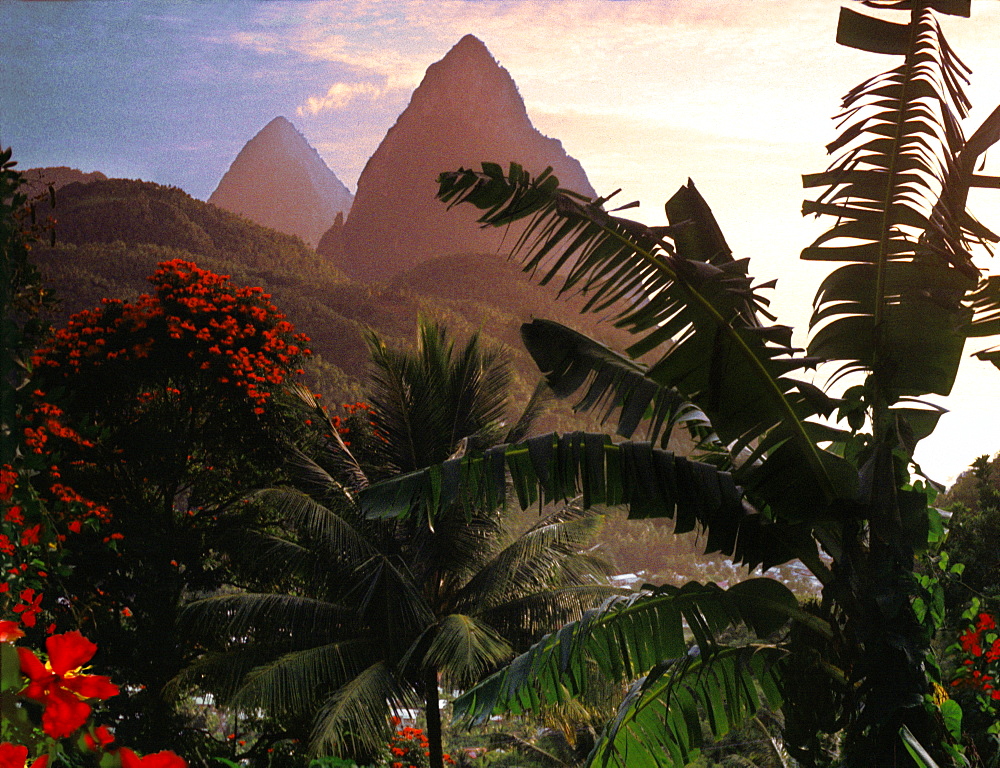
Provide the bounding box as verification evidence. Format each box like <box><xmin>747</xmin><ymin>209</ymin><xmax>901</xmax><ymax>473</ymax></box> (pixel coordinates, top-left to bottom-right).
<box><xmin>297</xmin><ymin>81</ymin><xmax>386</xmax><ymax>115</ymax></box>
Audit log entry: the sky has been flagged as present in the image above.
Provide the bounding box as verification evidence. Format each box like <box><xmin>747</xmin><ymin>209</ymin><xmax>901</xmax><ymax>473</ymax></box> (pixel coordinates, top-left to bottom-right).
<box><xmin>4</xmin><ymin>0</ymin><xmax>1000</xmax><ymax>484</ymax></box>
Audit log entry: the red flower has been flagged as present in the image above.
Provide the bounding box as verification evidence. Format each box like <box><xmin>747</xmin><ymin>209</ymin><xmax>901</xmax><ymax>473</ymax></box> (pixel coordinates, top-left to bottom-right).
<box><xmin>117</xmin><ymin>749</ymin><xmax>187</xmax><ymax>768</ymax></box>
<box><xmin>0</xmin><ymin>744</ymin><xmax>27</xmax><ymax>768</ymax></box>
<box><xmin>0</xmin><ymin>744</ymin><xmax>47</xmax><ymax>768</ymax></box>
<box><xmin>0</xmin><ymin>621</ymin><xmax>24</xmax><ymax>643</ymax></box>
<box><xmin>18</xmin><ymin>630</ymin><xmax>119</xmax><ymax>738</ymax></box>
<box><xmin>987</xmin><ymin>638</ymin><xmax>1000</xmax><ymax>663</ymax></box>
<box><xmin>13</xmin><ymin>588</ymin><xmax>43</xmax><ymax>627</ymax></box>
<box><xmin>960</xmin><ymin>628</ymin><xmax>983</xmax><ymax>657</ymax></box>
<box><xmin>83</xmin><ymin>724</ymin><xmax>115</xmax><ymax>752</ymax></box>
<box><xmin>978</xmin><ymin>613</ymin><xmax>997</xmax><ymax>631</ymax></box>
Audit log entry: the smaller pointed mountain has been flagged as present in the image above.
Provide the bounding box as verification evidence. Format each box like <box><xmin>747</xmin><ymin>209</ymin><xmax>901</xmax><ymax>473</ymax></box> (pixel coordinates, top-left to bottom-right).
<box><xmin>209</xmin><ymin>117</ymin><xmax>353</xmax><ymax>248</ymax></box>
<box><xmin>336</xmin><ymin>35</ymin><xmax>596</xmax><ymax>279</ymax></box>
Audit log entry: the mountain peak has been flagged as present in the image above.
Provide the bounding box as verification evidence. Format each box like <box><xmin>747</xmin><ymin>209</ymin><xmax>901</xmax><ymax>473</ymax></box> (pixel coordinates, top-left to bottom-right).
<box><xmin>335</xmin><ymin>34</ymin><xmax>595</xmax><ymax>278</ymax></box>
<box><xmin>449</xmin><ymin>34</ymin><xmax>493</xmax><ymax>59</ymax></box>
<box><xmin>209</xmin><ymin>117</ymin><xmax>353</xmax><ymax>248</ymax></box>
<box><xmin>261</xmin><ymin>115</ymin><xmax>298</xmax><ymax>136</ymax></box>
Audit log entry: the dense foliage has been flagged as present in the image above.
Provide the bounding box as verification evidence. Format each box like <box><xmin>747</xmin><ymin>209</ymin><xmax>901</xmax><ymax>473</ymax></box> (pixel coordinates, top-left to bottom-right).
<box><xmin>25</xmin><ymin>257</ymin><xmax>313</xmax><ymax>755</ymax></box>
<box><xmin>1</xmin><ymin>148</ymin><xmax>188</xmax><ymax>768</ymax></box>
<box><xmin>179</xmin><ymin>321</ymin><xmax>614</xmax><ymax>768</ymax></box>
<box><xmin>28</xmin><ymin>179</ymin><xmax>634</xmax><ymax>414</ymax></box>
<box><xmin>11</xmin><ymin>1</ymin><xmax>1000</xmax><ymax>765</ymax></box>
<box><xmin>353</xmin><ymin>2</ymin><xmax>1000</xmax><ymax>766</ymax></box>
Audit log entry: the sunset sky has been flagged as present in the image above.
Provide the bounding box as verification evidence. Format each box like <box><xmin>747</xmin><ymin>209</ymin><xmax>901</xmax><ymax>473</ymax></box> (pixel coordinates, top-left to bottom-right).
<box><xmin>5</xmin><ymin>0</ymin><xmax>1000</xmax><ymax>483</ymax></box>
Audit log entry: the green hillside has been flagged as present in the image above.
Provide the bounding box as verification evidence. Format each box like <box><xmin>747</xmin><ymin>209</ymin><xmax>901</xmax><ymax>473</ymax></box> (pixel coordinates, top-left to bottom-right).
<box><xmin>32</xmin><ymin>179</ymin><xmax>622</xmax><ymax>422</ymax></box>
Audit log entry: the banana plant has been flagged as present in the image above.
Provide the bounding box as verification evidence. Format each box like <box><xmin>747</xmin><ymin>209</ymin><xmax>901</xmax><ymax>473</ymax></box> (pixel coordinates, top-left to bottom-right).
<box><xmin>359</xmin><ymin>1</ymin><xmax>1000</xmax><ymax>765</ymax></box>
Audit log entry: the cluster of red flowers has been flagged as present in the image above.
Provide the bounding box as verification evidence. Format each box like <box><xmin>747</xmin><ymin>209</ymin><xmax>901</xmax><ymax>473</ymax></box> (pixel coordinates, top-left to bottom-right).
<box><xmin>1</xmin><ymin>462</ymin><xmax>109</xmax><ymax>603</ymax></box>
<box><xmin>31</xmin><ymin>259</ymin><xmax>310</xmax><ymax>416</ymax></box>
<box><xmin>22</xmin><ymin>400</ymin><xmax>95</xmax><ymax>455</ymax></box>
<box><xmin>0</xmin><ymin>622</ymin><xmax>185</xmax><ymax>767</ymax></box>
<box><xmin>387</xmin><ymin>725</ymin><xmax>455</xmax><ymax>768</ymax></box>
<box><xmin>951</xmin><ymin>612</ymin><xmax>1000</xmax><ymax>699</ymax></box>
<box><xmin>324</xmin><ymin>401</ymin><xmax>375</xmax><ymax>446</ymax></box>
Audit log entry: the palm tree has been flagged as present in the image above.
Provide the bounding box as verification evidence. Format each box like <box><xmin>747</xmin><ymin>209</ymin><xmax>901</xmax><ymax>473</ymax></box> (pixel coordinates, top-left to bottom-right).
<box><xmin>178</xmin><ymin>320</ymin><xmax>614</xmax><ymax>768</ymax></box>
<box><xmin>360</xmin><ymin>3</ymin><xmax>1000</xmax><ymax>766</ymax></box>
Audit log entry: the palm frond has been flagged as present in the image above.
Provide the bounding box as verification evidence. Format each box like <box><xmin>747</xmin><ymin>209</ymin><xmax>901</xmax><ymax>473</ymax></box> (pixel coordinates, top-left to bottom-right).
<box><xmin>453</xmin><ymin>578</ymin><xmax>806</xmax><ymax>726</ymax></box>
<box><xmin>309</xmin><ymin>661</ymin><xmax>416</xmax><ymax>757</ymax></box>
<box><xmin>521</xmin><ymin>319</ymin><xmax>701</xmax><ymax>451</ymax></box>
<box><xmin>438</xmin><ymin>166</ymin><xmax>852</xmax><ymax>506</ymax></box>
<box><xmin>365</xmin><ymin>319</ymin><xmax>512</xmax><ymax>476</ymax></box>
<box><xmin>359</xmin><ymin>432</ymin><xmax>817</xmax><ymax>570</ymax></box>
<box><xmin>589</xmin><ymin>645</ymin><xmax>785</xmax><ymax>768</ymax></box>
<box><xmin>232</xmin><ymin>641</ymin><xmax>379</xmax><ymax>716</ymax></box>
<box><xmin>181</xmin><ymin>593</ymin><xmax>357</xmax><ymax>646</ymax></box>
<box><xmin>284</xmin><ymin>442</ymin><xmax>368</xmax><ymax>505</ymax></box>
<box><xmin>803</xmin><ymin>4</ymin><xmax>996</xmax><ymax>399</ymax></box>
<box><xmin>170</xmin><ymin>641</ymin><xmax>300</xmax><ymax>703</ymax></box>
<box><xmin>473</xmin><ymin>584</ymin><xmax>624</xmax><ymax>651</ymax></box>
<box><xmin>452</xmin><ymin>507</ymin><xmax>609</xmax><ymax>612</ymax></box>
<box><xmin>223</xmin><ymin>529</ymin><xmax>322</xmax><ymax>585</ymax></box>
<box><xmin>249</xmin><ymin>487</ymin><xmax>377</xmax><ymax>566</ymax></box>
<box><xmin>503</xmin><ymin>379</ymin><xmax>551</xmax><ymax>445</ymax></box>
<box><xmin>413</xmin><ymin>613</ymin><xmax>513</xmax><ymax>688</ymax></box>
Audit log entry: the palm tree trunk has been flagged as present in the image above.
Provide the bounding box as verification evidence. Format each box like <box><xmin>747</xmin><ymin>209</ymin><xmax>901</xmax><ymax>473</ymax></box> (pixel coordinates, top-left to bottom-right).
<box><xmin>424</xmin><ymin>665</ymin><xmax>444</xmax><ymax>768</ymax></box>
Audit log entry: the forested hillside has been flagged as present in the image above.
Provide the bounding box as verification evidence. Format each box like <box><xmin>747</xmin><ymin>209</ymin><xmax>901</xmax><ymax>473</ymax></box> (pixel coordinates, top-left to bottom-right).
<box><xmin>33</xmin><ymin>178</ymin><xmax>629</xmax><ymax>415</ymax></box>
<box><xmin>33</xmin><ymin>176</ymin><xmax>811</xmax><ymax>598</ymax></box>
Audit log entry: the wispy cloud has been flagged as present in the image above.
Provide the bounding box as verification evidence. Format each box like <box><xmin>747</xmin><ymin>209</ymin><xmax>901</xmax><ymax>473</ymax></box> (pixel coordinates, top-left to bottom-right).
<box><xmin>297</xmin><ymin>81</ymin><xmax>386</xmax><ymax>115</ymax></box>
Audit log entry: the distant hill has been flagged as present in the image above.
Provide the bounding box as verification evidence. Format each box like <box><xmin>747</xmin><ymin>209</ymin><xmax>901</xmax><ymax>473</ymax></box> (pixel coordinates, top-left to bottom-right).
<box><xmin>22</xmin><ymin>166</ymin><xmax>107</xmax><ymax>198</ymax></box>
<box><xmin>332</xmin><ymin>34</ymin><xmax>596</xmax><ymax>279</ymax></box>
<box><xmin>209</xmin><ymin>116</ymin><xmax>353</xmax><ymax>248</ymax></box>
<box><xmin>30</xmin><ymin>178</ymin><xmax>636</xmax><ymax>426</ymax></box>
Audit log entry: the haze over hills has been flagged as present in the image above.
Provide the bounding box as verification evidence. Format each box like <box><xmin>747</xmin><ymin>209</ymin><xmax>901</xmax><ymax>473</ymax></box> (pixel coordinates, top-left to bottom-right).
<box><xmin>29</xmin><ymin>178</ymin><xmax>637</xmax><ymax>428</ymax></box>
<box><xmin>24</xmin><ymin>35</ymin><xmax>615</xmax><ymax>405</ymax></box>
<box><xmin>330</xmin><ymin>34</ymin><xmax>596</xmax><ymax>279</ymax></box>
<box><xmin>209</xmin><ymin>116</ymin><xmax>353</xmax><ymax>248</ymax></box>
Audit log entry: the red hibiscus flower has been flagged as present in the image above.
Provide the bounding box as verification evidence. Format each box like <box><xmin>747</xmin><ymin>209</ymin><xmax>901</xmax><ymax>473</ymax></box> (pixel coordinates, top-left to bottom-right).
<box><xmin>0</xmin><ymin>744</ymin><xmax>27</xmax><ymax>768</ymax></box>
<box><xmin>17</xmin><ymin>631</ymin><xmax>119</xmax><ymax>739</ymax></box>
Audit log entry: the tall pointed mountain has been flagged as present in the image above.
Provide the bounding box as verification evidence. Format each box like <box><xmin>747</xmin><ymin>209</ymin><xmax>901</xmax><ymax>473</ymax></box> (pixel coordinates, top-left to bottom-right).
<box><xmin>332</xmin><ymin>34</ymin><xmax>596</xmax><ymax>279</ymax></box>
<box><xmin>209</xmin><ymin>116</ymin><xmax>353</xmax><ymax>248</ymax></box>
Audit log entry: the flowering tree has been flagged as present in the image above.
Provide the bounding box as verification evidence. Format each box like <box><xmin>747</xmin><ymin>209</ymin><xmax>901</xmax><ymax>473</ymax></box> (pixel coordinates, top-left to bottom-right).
<box><xmin>1</xmin><ymin>149</ymin><xmax>187</xmax><ymax>768</ymax></box>
<box><xmin>25</xmin><ymin>258</ymin><xmax>313</xmax><ymax>752</ymax></box>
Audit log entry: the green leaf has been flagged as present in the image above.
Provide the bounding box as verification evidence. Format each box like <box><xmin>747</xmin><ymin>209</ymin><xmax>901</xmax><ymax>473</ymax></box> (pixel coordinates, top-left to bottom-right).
<box><xmin>0</xmin><ymin>643</ymin><xmax>20</xmax><ymax>692</ymax></box>
<box><xmin>939</xmin><ymin>698</ymin><xmax>963</xmax><ymax>741</ymax></box>
<box><xmin>452</xmin><ymin>578</ymin><xmax>797</xmax><ymax>731</ymax></box>
<box><xmin>360</xmin><ymin>432</ymin><xmax>818</xmax><ymax>571</ymax></box>
<box><xmin>439</xmin><ymin>167</ymin><xmax>858</xmax><ymax>510</ymax></box>
<box><xmin>805</xmin><ymin>6</ymin><xmax>988</xmax><ymax>402</ymax></box>
<box><xmin>900</xmin><ymin>724</ymin><xmax>941</xmax><ymax>768</ymax></box>
<box><xmin>837</xmin><ymin>8</ymin><xmax>911</xmax><ymax>55</ymax></box>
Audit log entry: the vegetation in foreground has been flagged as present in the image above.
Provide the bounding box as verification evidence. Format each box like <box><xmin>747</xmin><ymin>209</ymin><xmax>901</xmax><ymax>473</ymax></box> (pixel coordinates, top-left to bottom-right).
<box><xmin>9</xmin><ymin>1</ymin><xmax>1000</xmax><ymax>767</ymax></box>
